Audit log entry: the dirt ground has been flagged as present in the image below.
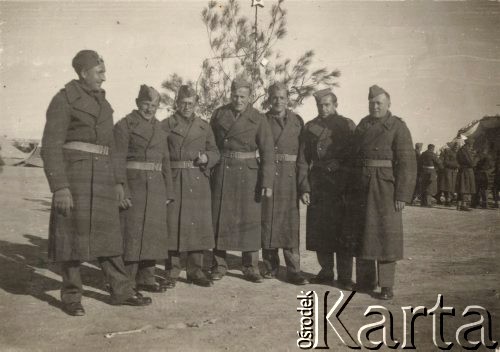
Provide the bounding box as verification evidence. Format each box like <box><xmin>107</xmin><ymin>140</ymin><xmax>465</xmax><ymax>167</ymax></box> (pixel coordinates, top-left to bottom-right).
<box><xmin>0</xmin><ymin>166</ymin><xmax>498</xmax><ymax>351</ymax></box>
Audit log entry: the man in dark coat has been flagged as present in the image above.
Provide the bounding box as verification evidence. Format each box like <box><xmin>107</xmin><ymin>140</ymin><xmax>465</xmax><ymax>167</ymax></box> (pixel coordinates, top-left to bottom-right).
<box><xmin>411</xmin><ymin>143</ymin><xmax>423</xmax><ymax>205</ymax></box>
<box><xmin>343</xmin><ymin>85</ymin><xmax>416</xmax><ymax>300</ymax></box>
<box><xmin>297</xmin><ymin>88</ymin><xmax>356</xmax><ymax>290</ymax></box>
<box><xmin>419</xmin><ymin>144</ymin><xmax>442</xmax><ymax>207</ymax></box>
<box><xmin>472</xmin><ymin>146</ymin><xmax>492</xmax><ymax>209</ymax></box>
<box><xmin>40</xmin><ymin>50</ymin><xmax>151</xmax><ymax>316</ymax></box>
<box><xmin>210</xmin><ymin>77</ymin><xmax>275</xmax><ymax>283</ymax></box>
<box><xmin>261</xmin><ymin>82</ymin><xmax>308</xmax><ymax>285</ymax></box>
<box><xmin>161</xmin><ymin>85</ymin><xmax>220</xmax><ymax>288</ymax></box>
<box><xmin>456</xmin><ymin>138</ymin><xmax>476</xmax><ymax>211</ymax></box>
<box><xmin>438</xmin><ymin>143</ymin><xmax>459</xmax><ymax>206</ymax></box>
<box><xmin>114</xmin><ymin>85</ymin><xmax>174</xmax><ymax>293</ymax></box>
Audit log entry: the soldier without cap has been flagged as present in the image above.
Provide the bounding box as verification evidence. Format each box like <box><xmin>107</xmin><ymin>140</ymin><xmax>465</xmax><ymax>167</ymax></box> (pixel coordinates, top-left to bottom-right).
<box><xmin>40</xmin><ymin>50</ymin><xmax>152</xmax><ymax>316</ymax></box>
<box><xmin>297</xmin><ymin>88</ymin><xmax>356</xmax><ymax>290</ymax></box>
<box><xmin>343</xmin><ymin>85</ymin><xmax>416</xmax><ymax>300</ymax></box>
<box><xmin>113</xmin><ymin>85</ymin><xmax>174</xmax><ymax>293</ymax></box>
<box><xmin>261</xmin><ymin>82</ymin><xmax>308</xmax><ymax>285</ymax></box>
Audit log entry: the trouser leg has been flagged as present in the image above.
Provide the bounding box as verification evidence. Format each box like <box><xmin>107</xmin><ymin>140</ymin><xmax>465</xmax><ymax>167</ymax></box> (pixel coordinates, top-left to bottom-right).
<box><xmin>241</xmin><ymin>251</ymin><xmax>259</xmax><ymax>273</ymax></box>
<box><xmin>356</xmin><ymin>258</ymin><xmax>377</xmax><ymax>289</ymax></box>
<box><xmin>336</xmin><ymin>253</ymin><xmax>353</xmax><ymax>283</ymax></box>
<box><xmin>316</xmin><ymin>251</ymin><xmax>334</xmax><ymax>278</ymax></box>
<box><xmin>378</xmin><ymin>261</ymin><xmax>396</xmax><ymax>288</ymax></box>
<box><xmin>124</xmin><ymin>261</ymin><xmax>139</xmax><ymax>288</ymax></box>
<box><xmin>136</xmin><ymin>260</ymin><xmax>157</xmax><ymax>286</ymax></box>
<box><xmin>98</xmin><ymin>256</ymin><xmax>134</xmax><ymax>302</ymax></box>
<box><xmin>186</xmin><ymin>251</ymin><xmax>204</xmax><ymax>278</ymax></box>
<box><xmin>60</xmin><ymin>260</ymin><xmax>82</xmax><ymax>304</ymax></box>
<box><xmin>212</xmin><ymin>249</ymin><xmax>227</xmax><ymax>275</ymax></box>
<box><xmin>165</xmin><ymin>251</ymin><xmax>181</xmax><ymax>279</ymax></box>
<box><xmin>262</xmin><ymin>248</ymin><xmax>279</xmax><ymax>275</ymax></box>
<box><xmin>283</xmin><ymin>247</ymin><xmax>301</xmax><ymax>275</ymax></box>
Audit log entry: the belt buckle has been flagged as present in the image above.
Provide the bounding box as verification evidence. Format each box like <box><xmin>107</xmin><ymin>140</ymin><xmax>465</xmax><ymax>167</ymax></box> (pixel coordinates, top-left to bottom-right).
<box><xmin>277</xmin><ymin>154</ymin><xmax>285</xmax><ymax>161</ymax></box>
<box><xmin>227</xmin><ymin>151</ymin><xmax>236</xmax><ymax>159</ymax></box>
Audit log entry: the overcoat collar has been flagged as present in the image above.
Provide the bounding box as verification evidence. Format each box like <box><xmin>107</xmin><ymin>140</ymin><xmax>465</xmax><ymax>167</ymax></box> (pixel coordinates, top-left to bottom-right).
<box><xmin>169</xmin><ymin>112</ymin><xmax>207</xmax><ymax>145</ymax></box>
<box><xmin>217</xmin><ymin>104</ymin><xmax>259</xmax><ymax>138</ymax></box>
<box><xmin>266</xmin><ymin>109</ymin><xmax>301</xmax><ymax>144</ymax></box>
<box><xmin>65</xmin><ymin>80</ymin><xmax>103</xmax><ymax>118</ymax></box>
<box><xmin>126</xmin><ymin>110</ymin><xmax>161</xmax><ymax>146</ymax></box>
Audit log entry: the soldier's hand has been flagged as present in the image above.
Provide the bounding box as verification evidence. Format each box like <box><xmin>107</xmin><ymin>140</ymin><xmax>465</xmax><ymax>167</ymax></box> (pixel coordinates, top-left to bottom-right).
<box><xmin>301</xmin><ymin>192</ymin><xmax>311</xmax><ymax>206</ymax></box>
<box><xmin>261</xmin><ymin>187</ymin><xmax>273</xmax><ymax>198</ymax></box>
<box><xmin>54</xmin><ymin>188</ymin><xmax>73</xmax><ymax>217</ymax></box>
<box><xmin>395</xmin><ymin>200</ymin><xmax>405</xmax><ymax>212</ymax></box>
<box><xmin>115</xmin><ymin>184</ymin><xmax>132</xmax><ymax>209</ymax></box>
<box><xmin>195</xmin><ymin>153</ymin><xmax>208</xmax><ymax>165</ymax></box>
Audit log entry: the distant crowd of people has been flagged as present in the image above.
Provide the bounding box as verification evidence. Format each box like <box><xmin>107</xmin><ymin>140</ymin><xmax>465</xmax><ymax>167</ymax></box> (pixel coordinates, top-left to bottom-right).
<box><xmin>412</xmin><ymin>140</ymin><xmax>500</xmax><ymax>211</ymax></box>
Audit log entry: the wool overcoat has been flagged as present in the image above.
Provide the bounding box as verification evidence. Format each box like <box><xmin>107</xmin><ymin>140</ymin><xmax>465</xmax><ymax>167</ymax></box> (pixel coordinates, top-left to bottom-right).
<box><xmin>343</xmin><ymin>112</ymin><xmax>416</xmax><ymax>261</ymax></box>
<box><xmin>261</xmin><ymin>110</ymin><xmax>303</xmax><ymax>249</ymax></box>
<box><xmin>161</xmin><ymin>112</ymin><xmax>219</xmax><ymax>252</ymax></box>
<box><xmin>439</xmin><ymin>148</ymin><xmax>459</xmax><ymax>193</ymax></box>
<box><xmin>41</xmin><ymin>80</ymin><xmax>122</xmax><ymax>262</ymax></box>
<box><xmin>210</xmin><ymin>104</ymin><xmax>275</xmax><ymax>251</ymax></box>
<box><xmin>297</xmin><ymin>113</ymin><xmax>356</xmax><ymax>252</ymax></box>
<box><xmin>114</xmin><ymin>111</ymin><xmax>174</xmax><ymax>261</ymax></box>
<box><xmin>456</xmin><ymin>145</ymin><xmax>476</xmax><ymax>194</ymax></box>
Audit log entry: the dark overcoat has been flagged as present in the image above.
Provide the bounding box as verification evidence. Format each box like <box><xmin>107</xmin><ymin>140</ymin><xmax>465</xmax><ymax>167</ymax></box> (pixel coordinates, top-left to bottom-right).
<box><xmin>161</xmin><ymin>113</ymin><xmax>219</xmax><ymax>252</ymax></box>
<box><xmin>210</xmin><ymin>104</ymin><xmax>275</xmax><ymax>251</ymax></box>
<box><xmin>261</xmin><ymin>110</ymin><xmax>303</xmax><ymax>249</ymax></box>
<box><xmin>343</xmin><ymin>112</ymin><xmax>416</xmax><ymax>261</ymax></box>
<box><xmin>419</xmin><ymin>150</ymin><xmax>441</xmax><ymax>195</ymax></box>
<box><xmin>114</xmin><ymin>111</ymin><xmax>174</xmax><ymax>261</ymax></box>
<box><xmin>297</xmin><ymin>113</ymin><xmax>356</xmax><ymax>252</ymax></box>
<box><xmin>439</xmin><ymin>148</ymin><xmax>459</xmax><ymax>192</ymax></box>
<box><xmin>41</xmin><ymin>80</ymin><xmax>122</xmax><ymax>262</ymax></box>
<box><xmin>456</xmin><ymin>145</ymin><xmax>476</xmax><ymax>194</ymax></box>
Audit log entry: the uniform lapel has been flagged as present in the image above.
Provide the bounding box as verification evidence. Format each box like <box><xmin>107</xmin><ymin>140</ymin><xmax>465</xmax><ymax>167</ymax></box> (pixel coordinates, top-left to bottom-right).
<box><xmin>65</xmin><ymin>81</ymin><xmax>100</xmax><ymax>127</ymax></box>
<box><xmin>183</xmin><ymin>116</ymin><xmax>206</xmax><ymax>147</ymax></box>
<box><xmin>225</xmin><ymin>107</ymin><xmax>259</xmax><ymax>139</ymax></box>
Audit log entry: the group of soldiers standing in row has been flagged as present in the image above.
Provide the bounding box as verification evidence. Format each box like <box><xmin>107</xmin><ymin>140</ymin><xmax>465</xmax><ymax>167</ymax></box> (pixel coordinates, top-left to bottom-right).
<box><xmin>414</xmin><ymin>139</ymin><xmax>500</xmax><ymax>211</ymax></box>
<box><xmin>41</xmin><ymin>50</ymin><xmax>416</xmax><ymax>316</ymax></box>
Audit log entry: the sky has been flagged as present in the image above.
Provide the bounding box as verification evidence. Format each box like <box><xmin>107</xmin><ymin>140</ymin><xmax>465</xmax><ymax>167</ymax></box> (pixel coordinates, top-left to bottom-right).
<box><xmin>1</xmin><ymin>0</ymin><xmax>499</xmax><ymax>147</ymax></box>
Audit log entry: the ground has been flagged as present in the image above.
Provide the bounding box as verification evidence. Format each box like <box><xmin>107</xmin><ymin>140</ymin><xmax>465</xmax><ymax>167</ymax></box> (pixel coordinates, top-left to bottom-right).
<box><xmin>0</xmin><ymin>166</ymin><xmax>498</xmax><ymax>351</ymax></box>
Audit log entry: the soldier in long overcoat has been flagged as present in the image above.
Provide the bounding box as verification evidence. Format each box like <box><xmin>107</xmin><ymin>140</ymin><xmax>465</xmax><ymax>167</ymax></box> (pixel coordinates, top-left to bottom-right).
<box><xmin>343</xmin><ymin>85</ymin><xmax>416</xmax><ymax>300</ymax></box>
<box><xmin>114</xmin><ymin>85</ymin><xmax>174</xmax><ymax>293</ymax></box>
<box><xmin>456</xmin><ymin>138</ymin><xmax>476</xmax><ymax>211</ymax></box>
<box><xmin>161</xmin><ymin>86</ymin><xmax>219</xmax><ymax>287</ymax></box>
<box><xmin>438</xmin><ymin>143</ymin><xmax>459</xmax><ymax>206</ymax></box>
<box><xmin>418</xmin><ymin>144</ymin><xmax>442</xmax><ymax>207</ymax></box>
<box><xmin>297</xmin><ymin>88</ymin><xmax>356</xmax><ymax>289</ymax></box>
<box><xmin>210</xmin><ymin>77</ymin><xmax>275</xmax><ymax>283</ymax></box>
<box><xmin>261</xmin><ymin>82</ymin><xmax>307</xmax><ymax>285</ymax></box>
<box><xmin>40</xmin><ymin>50</ymin><xmax>151</xmax><ymax>316</ymax></box>
<box><xmin>411</xmin><ymin>143</ymin><xmax>423</xmax><ymax>205</ymax></box>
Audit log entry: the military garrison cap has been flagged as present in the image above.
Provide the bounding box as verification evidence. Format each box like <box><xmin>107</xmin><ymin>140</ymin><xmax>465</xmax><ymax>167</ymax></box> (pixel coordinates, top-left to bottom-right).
<box><xmin>313</xmin><ymin>88</ymin><xmax>337</xmax><ymax>102</ymax></box>
<box><xmin>368</xmin><ymin>85</ymin><xmax>390</xmax><ymax>100</ymax></box>
<box><xmin>137</xmin><ymin>85</ymin><xmax>160</xmax><ymax>105</ymax></box>
<box><xmin>72</xmin><ymin>50</ymin><xmax>104</xmax><ymax>74</ymax></box>
<box><xmin>231</xmin><ymin>76</ymin><xmax>252</xmax><ymax>91</ymax></box>
<box><xmin>176</xmin><ymin>85</ymin><xmax>198</xmax><ymax>101</ymax></box>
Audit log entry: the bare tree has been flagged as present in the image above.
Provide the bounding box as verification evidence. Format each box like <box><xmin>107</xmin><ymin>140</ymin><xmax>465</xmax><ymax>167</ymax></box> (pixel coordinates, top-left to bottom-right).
<box><xmin>161</xmin><ymin>0</ymin><xmax>340</xmax><ymax>118</ymax></box>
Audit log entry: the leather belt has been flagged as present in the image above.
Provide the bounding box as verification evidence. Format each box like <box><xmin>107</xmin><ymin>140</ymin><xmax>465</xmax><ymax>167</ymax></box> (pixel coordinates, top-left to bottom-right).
<box><xmin>170</xmin><ymin>161</ymin><xmax>198</xmax><ymax>169</ymax></box>
<box><xmin>63</xmin><ymin>141</ymin><xmax>109</xmax><ymax>155</ymax></box>
<box><xmin>127</xmin><ymin>161</ymin><xmax>162</xmax><ymax>171</ymax></box>
<box><xmin>355</xmin><ymin>159</ymin><xmax>393</xmax><ymax>168</ymax></box>
<box><xmin>422</xmin><ymin>166</ymin><xmax>435</xmax><ymax>169</ymax></box>
<box><xmin>222</xmin><ymin>151</ymin><xmax>256</xmax><ymax>159</ymax></box>
<box><xmin>275</xmin><ymin>154</ymin><xmax>297</xmax><ymax>162</ymax></box>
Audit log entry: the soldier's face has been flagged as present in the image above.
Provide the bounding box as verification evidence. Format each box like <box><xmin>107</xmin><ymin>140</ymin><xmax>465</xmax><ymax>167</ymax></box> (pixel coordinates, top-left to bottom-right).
<box><xmin>137</xmin><ymin>100</ymin><xmax>159</xmax><ymax>120</ymax></box>
<box><xmin>81</xmin><ymin>63</ymin><xmax>106</xmax><ymax>91</ymax></box>
<box><xmin>269</xmin><ymin>89</ymin><xmax>288</xmax><ymax>114</ymax></box>
<box><xmin>177</xmin><ymin>96</ymin><xmax>197</xmax><ymax>118</ymax></box>
<box><xmin>316</xmin><ymin>95</ymin><xmax>337</xmax><ymax>118</ymax></box>
<box><xmin>369</xmin><ymin>94</ymin><xmax>391</xmax><ymax>118</ymax></box>
<box><xmin>231</xmin><ymin>88</ymin><xmax>251</xmax><ymax>113</ymax></box>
